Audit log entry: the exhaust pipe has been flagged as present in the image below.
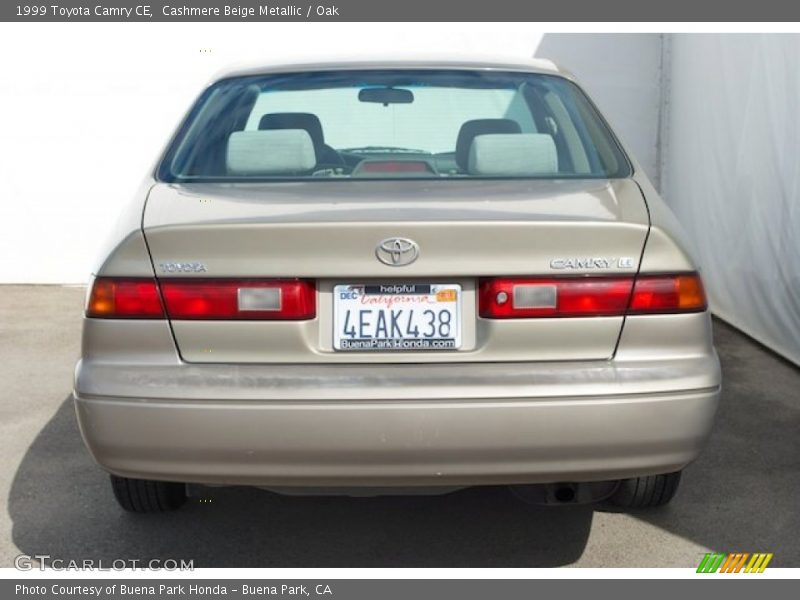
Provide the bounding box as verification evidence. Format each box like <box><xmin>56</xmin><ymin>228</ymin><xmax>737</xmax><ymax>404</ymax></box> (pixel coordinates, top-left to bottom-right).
<box><xmin>509</xmin><ymin>481</ymin><xmax>619</xmax><ymax>506</ymax></box>
<box><xmin>553</xmin><ymin>484</ymin><xmax>577</xmax><ymax>503</ymax></box>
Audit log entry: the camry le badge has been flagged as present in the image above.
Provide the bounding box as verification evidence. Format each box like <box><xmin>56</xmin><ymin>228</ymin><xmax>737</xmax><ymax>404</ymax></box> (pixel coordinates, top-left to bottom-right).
<box><xmin>550</xmin><ymin>257</ymin><xmax>635</xmax><ymax>270</ymax></box>
<box><xmin>376</xmin><ymin>238</ymin><xmax>420</xmax><ymax>267</ymax></box>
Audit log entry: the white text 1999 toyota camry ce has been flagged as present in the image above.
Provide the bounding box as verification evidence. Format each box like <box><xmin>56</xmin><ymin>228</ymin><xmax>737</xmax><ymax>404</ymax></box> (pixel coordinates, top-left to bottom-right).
<box><xmin>73</xmin><ymin>58</ymin><xmax>720</xmax><ymax>512</ymax></box>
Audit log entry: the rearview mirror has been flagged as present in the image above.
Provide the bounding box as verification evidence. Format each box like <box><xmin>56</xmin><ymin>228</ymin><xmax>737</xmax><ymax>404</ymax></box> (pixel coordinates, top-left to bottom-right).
<box><xmin>358</xmin><ymin>87</ymin><xmax>414</xmax><ymax>105</ymax></box>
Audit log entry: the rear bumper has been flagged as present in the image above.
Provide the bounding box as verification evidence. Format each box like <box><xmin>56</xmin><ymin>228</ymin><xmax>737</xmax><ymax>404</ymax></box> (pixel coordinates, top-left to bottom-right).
<box><xmin>74</xmin><ymin>356</ymin><xmax>721</xmax><ymax>487</ymax></box>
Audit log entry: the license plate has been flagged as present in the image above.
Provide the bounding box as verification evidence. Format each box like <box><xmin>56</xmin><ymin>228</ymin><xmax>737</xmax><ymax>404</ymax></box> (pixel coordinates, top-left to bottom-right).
<box><xmin>333</xmin><ymin>283</ymin><xmax>462</xmax><ymax>351</ymax></box>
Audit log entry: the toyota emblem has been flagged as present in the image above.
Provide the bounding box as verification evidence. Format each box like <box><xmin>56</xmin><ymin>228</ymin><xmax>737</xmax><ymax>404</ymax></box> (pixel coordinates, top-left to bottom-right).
<box><xmin>375</xmin><ymin>238</ymin><xmax>420</xmax><ymax>267</ymax></box>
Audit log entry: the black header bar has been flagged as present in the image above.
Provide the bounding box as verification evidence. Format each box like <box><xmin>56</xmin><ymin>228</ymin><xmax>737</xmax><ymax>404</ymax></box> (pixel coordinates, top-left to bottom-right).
<box><xmin>2</xmin><ymin>0</ymin><xmax>799</xmax><ymax>22</ymax></box>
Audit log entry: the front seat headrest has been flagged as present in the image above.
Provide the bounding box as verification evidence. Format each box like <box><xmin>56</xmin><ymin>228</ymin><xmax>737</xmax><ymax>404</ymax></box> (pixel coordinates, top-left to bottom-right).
<box><xmin>455</xmin><ymin>118</ymin><xmax>522</xmax><ymax>171</ymax></box>
<box><xmin>259</xmin><ymin>112</ymin><xmax>326</xmax><ymax>154</ymax></box>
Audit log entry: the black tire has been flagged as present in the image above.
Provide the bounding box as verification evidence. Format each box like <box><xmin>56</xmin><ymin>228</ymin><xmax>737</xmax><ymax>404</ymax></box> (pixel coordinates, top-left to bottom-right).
<box><xmin>110</xmin><ymin>475</ymin><xmax>187</xmax><ymax>513</ymax></box>
<box><xmin>607</xmin><ymin>471</ymin><xmax>682</xmax><ymax>509</ymax></box>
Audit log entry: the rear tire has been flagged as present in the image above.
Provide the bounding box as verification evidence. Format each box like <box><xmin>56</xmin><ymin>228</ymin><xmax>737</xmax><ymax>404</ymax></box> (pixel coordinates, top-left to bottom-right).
<box><xmin>607</xmin><ymin>471</ymin><xmax>681</xmax><ymax>509</ymax></box>
<box><xmin>110</xmin><ymin>475</ymin><xmax>187</xmax><ymax>513</ymax></box>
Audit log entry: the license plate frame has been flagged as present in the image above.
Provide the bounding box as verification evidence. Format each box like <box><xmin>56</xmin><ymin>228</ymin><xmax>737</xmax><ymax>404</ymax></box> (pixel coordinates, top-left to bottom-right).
<box><xmin>333</xmin><ymin>283</ymin><xmax>462</xmax><ymax>351</ymax></box>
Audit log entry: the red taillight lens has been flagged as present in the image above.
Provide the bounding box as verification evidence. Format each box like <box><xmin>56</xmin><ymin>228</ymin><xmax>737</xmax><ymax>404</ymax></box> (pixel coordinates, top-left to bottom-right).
<box><xmin>159</xmin><ymin>279</ymin><xmax>316</xmax><ymax>320</ymax></box>
<box><xmin>479</xmin><ymin>277</ymin><xmax>634</xmax><ymax>318</ymax></box>
<box><xmin>628</xmin><ymin>274</ymin><xmax>707</xmax><ymax>314</ymax></box>
<box><xmin>479</xmin><ymin>273</ymin><xmax>707</xmax><ymax>318</ymax></box>
<box><xmin>86</xmin><ymin>278</ymin><xmax>165</xmax><ymax>318</ymax></box>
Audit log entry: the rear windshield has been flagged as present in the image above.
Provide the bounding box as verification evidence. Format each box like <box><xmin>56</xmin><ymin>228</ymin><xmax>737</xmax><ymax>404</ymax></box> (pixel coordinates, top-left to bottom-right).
<box><xmin>158</xmin><ymin>69</ymin><xmax>631</xmax><ymax>182</ymax></box>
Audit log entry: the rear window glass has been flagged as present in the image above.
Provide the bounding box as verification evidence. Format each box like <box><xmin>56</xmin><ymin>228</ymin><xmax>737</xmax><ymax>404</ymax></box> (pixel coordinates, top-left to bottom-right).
<box><xmin>158</xmin><ymin>70</ymin><xmax>631</xmax><ymax>182</ymax></box>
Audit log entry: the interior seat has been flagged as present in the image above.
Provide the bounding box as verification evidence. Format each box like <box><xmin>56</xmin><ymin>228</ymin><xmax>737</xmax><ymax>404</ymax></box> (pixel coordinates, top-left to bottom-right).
<box><xmin>468</xmin><ymin>133</ymin><xmax>558</xmax><ymax>177</ymax></box>
<box><xmin>258</xmin><ymin>112</ymin><xmax>344</xmax><ymax>166</ymax></box>
<box><xmin>454</xmin><ymin>118</ymin><xmax>522</xmax><ymax>172</ymax></box>
<box><xmin>226</xmin><ymin>129</ymin><xmax>317</xmax><ymax>176</ymax></box>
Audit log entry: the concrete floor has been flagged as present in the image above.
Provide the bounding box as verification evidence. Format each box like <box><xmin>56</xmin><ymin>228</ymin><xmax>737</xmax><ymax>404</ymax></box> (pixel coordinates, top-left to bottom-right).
<box><xmin>1</xmin><ymin>285</ymin><xmax>798</xmax><ymax>568</ymax></box>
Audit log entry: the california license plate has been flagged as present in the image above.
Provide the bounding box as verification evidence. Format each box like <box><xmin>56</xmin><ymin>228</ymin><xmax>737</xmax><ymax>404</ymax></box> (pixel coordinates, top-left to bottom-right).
<box><xmin>333</xmin><ymin>283</ymin><xmax>462</xmax><ymax>351</ymax></box>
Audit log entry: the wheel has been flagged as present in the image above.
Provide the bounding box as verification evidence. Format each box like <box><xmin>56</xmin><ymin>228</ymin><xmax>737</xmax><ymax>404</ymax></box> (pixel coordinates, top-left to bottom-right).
<box><xmin>110</xmin><ymin>475</ymin><xmax>187</xmax><ymax>513</ymax></box>
<box><xmin>607</xmin><ymin>471</ymin><xmax>681</xmax><ymax>509</ymax></box>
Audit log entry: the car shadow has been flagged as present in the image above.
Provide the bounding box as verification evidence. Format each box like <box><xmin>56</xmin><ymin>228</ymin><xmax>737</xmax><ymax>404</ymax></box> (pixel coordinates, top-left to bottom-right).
<box><xmin>8</xmin><ymin>396</ymin><xmax>592</xmax><ymax>567</ymax></box>
<box><xmin>626</xmin><ymin>320</ymin><xmax>800</xmax><ymax>566</ymax></box>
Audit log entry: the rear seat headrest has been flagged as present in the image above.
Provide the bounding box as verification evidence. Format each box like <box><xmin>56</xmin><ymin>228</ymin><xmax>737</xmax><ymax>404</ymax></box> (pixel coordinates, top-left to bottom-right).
<box><xmin>226</xmin><ymin>130</ymin><xmax>316</xmax><ymax>175</ymax></box>
<box><xmin>258</xmin><ymin>112</ymin><xmax>325</xmax><ymax>153</ymax></box>
<box><xmin>468</xmin><ymin>133</ymin><xmax>558</xmax><ymax>177</ymax></box>
<box><xmin>455</xmin><ymin>118</ymin><xmax>522</xmax><ymax>171</ymax></box>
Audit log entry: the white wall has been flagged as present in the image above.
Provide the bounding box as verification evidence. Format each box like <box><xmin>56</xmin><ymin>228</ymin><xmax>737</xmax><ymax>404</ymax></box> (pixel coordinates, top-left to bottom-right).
<box><xmin>0</xmin><ymin>23</ymin><xmax>544</xmax><ymax>284</ymax></box>
<box><xmin>535</xmin><ymin>33</ymin><xmax>663</xmax><ymax>186</ymax></box>
<box><xmin>536</xmin><ymin>33</ymin><xmax>800</xmax><ymax>365</ymax></box>
<box><xmin>661</xmin><ymin>34</ymin><xmax>800</xmax><ymax>365</ymax></box>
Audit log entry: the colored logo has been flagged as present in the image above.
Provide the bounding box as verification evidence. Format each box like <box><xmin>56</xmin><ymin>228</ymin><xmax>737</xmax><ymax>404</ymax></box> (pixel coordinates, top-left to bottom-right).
<box><xmin>697</xmin><ymin>552</ymin><xmax>773</xmax><ymax>573</ymax></box>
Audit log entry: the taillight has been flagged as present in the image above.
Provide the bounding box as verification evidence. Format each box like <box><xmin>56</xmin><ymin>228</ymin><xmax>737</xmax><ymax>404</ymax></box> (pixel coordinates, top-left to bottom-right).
<box><xmin>628</xmin><ymin>274</ymin><xmax>707</xmax><ymax>314</ymax></box>
<box><xmin>86</xmin><ymin>278</ymin><xmax>317</xmax><ymax>320</ymax></box>
<box><xmin>159</xmin><ymin>279</ymin><xmax>315</xmax><ymax>320</ymax></box>
<box><xmin>479</xmin><ymin>277</ymin><xmax>633</xmax><ymax>318</ymax></box>
<box><xmin>479</xmin><ymin>273</ymin><xmax>706</xmax><ymax>318</ymax></box>
<box><xmin>86</xmin><ymin>278</ymin><xmax>165</xmax><ymax>318</ymax></box>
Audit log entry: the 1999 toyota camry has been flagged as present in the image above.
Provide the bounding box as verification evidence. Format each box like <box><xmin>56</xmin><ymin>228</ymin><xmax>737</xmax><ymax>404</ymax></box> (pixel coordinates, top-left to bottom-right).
<box><xmin>74</xmin><ymin>57</ymin><xmax>721</xmax><ymax>513</ymax></box>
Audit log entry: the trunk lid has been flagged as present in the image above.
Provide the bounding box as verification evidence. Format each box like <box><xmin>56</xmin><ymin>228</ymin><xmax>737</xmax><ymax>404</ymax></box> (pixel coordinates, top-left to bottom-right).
<box><xmin>143</xmin><ymin>179</ymin><xmax>649</xmax><ymax>363</ymax></box>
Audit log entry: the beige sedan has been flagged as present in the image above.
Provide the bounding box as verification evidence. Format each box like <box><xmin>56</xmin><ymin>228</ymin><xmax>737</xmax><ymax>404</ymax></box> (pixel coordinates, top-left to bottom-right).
<box><xmin>73</xmin><ymin>58</ymin><xmax>720</xmax><ymax>512</ymax></box>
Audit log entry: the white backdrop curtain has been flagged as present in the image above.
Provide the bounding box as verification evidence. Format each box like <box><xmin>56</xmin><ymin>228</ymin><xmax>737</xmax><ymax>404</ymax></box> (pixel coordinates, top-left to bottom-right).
<box><xmin>661</xmin><ymin>34</ymin><xmax>800</xmax><ymax>365</ymax></box>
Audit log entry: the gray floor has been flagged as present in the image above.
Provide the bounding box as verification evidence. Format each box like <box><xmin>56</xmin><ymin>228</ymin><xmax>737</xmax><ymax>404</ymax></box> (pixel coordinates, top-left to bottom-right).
<box><xmin>1</xmin><ymin>285</ymin><xmax>798</xmax><ymax>568</ymax></box>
